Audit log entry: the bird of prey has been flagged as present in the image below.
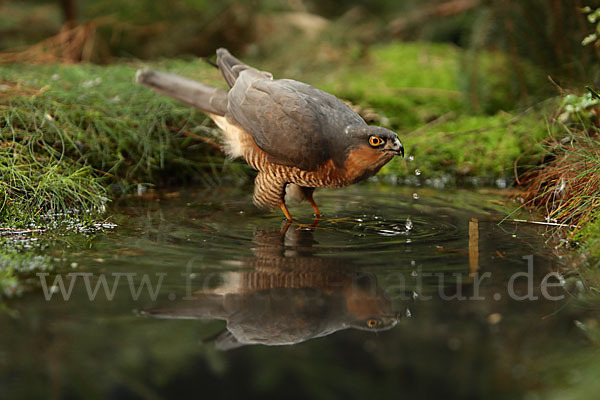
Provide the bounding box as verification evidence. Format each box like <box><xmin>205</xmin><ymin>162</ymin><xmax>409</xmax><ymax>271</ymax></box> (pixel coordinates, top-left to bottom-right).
<box><xmin>136</xmin><ymin>48</ymin><xmax>403</xmax><ymax>220</ymax></box>
<box><xmin>141</xmin><ymin>226</ymin><xmax>400</xmax><ymax>350</ymax></box>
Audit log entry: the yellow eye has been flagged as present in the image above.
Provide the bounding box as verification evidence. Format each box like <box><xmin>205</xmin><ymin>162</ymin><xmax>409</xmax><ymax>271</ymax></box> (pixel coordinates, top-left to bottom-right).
<box><xmin>369</xmin><ymin>136</ymin><xmax>383</xmax><ymax>147</ymax></box>
<box><xmin>367</xmin><ymin>318</ymin><xmax>379</xmax><ymax>329</ymax></box>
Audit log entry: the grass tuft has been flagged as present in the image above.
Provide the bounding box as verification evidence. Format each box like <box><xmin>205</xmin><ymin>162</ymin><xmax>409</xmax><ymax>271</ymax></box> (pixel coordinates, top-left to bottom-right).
<box><xmin>0</xmin><ymin>60</ymin><xmax>250</xmax><ymax>225</ymax></box>
<box><xmin>517</xmin><ymin>92</ymin><xmax>600</xmax><ymax>263</ymax></box>
<box><xmin>519</xmin><ymin>133</ymin><xmax>600</xmax><ymax>229</ymax></box>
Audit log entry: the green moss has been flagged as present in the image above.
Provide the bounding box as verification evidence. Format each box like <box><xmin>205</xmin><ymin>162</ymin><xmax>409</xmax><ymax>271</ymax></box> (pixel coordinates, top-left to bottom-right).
<box><xmin>574</xmin><ymin>218</ymin><xmax>600</xmax><ymax>268</ymax></box>
<box><xmin>382</xmin><ymin>111</ymin><xmax>550</xmax><ymax>180</ymax></box>
<box><xmin>314</xmin><ymin>42</ymin><xmax>465</xmax><ymax>128</ymax></box>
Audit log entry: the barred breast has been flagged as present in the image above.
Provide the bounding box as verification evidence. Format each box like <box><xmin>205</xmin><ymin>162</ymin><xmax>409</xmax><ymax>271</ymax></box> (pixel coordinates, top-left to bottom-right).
<box><xmin>208</xmin><ymin>113</ymin><xmax>390</xmax><ymax>210</ymax></box>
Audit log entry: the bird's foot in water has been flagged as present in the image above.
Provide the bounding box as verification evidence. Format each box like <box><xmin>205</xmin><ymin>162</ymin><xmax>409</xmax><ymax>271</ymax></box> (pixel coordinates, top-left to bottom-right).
<box><xmin>280</xmin><ymin>215</ymin><xmax>321</xmax><ymax>234</ymax></box>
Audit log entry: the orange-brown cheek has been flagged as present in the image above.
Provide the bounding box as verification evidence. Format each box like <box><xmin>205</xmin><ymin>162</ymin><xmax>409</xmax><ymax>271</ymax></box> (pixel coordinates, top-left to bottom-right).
<box><xmin>343</xmin><ymin>145</ymin><xmax>388</xmax><ymax>178</ymax></box>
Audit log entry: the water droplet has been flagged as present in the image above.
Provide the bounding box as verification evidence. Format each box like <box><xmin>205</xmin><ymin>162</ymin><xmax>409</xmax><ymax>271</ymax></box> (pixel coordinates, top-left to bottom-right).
<box><xmin>412</xmin><ymin>193</ymin><xmax>420</xmax><ymax>200</ymax></box>
<box><xmin>415</xmin><ymin>169</ymin><xmax>421</xmax><ymax>176</ymax></box>
<box><xmin>405</xmin><ymin>217</ymin><xmax>413</xmax><ymax>231</ymax></box>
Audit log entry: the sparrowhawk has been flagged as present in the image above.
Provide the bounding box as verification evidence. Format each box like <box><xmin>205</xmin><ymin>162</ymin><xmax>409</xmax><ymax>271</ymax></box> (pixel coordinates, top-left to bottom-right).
<box><xmin>136</xmin><ymin>49</ymin><xmax>403</xmax><ymax>220</ymax></box>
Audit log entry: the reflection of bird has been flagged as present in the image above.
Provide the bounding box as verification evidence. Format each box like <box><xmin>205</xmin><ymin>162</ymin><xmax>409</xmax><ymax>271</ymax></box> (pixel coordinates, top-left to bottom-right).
<box><xmin>137</xmin><ymin>49</ymin><xmax>403</xmax><ymax>220</ymax></box>
<box><xmin>142</xmin><ymin>226</ymin><xmax>400</xmax><ymax>350</ymax></box>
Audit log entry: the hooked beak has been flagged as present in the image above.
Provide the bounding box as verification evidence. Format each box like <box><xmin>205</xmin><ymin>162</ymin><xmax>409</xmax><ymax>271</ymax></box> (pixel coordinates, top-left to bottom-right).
<box><xmin>384</xmin><ymin>137</ymin><xmax>404</xmax><ymax>157</ymax></box>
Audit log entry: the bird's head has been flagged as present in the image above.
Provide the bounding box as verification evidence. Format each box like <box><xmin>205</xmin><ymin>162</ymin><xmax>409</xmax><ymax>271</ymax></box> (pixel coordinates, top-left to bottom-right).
<box><xmin>344</xmin><ymin>125</ymin><xmax>404</xmax><ymax>157</ymax></box>
<box><xmin>340</xmin><ymin>125</ymin><xmax>403</xmax><ymax>181</ymax></box>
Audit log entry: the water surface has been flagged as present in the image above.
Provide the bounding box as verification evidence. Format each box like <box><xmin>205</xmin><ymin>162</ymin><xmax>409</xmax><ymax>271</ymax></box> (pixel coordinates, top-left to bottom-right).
<box><xmin>0</xmin><ymin>185</ymin><xmax>586</xmax><ymax>399</ymax></box>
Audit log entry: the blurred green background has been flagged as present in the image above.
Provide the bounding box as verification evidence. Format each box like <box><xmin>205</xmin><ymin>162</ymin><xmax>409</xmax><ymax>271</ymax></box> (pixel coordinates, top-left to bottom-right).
<box><xmin>1</xmin><ymin>0</ymin><xmax>598</xmax><ymax>83</ymax></box>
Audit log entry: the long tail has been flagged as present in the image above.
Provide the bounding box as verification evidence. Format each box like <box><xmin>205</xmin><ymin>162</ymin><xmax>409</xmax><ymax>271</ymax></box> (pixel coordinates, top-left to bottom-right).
<box><xmin>216</xmin><ymin>48</ymin><xmax>254</xmax><ymax>88</ymax></box>
<box><xmin>136</xmin><ymin>69</ymin><xmax>228</xmax><ymax>115</ymax></box>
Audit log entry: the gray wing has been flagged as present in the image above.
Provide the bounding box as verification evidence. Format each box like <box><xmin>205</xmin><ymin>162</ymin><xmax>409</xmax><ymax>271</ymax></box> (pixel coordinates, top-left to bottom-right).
<box><xmin>228</xmin><ymin>70</ymin><xmax>365</xmax><ymax>171</ymax></box>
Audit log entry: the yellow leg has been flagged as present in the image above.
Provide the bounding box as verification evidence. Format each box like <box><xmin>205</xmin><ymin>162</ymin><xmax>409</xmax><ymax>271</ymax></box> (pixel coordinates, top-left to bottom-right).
<box><xmin>279</xmin><ymin>202</ymin><xmax>294</xmax><ymax>221</ymax></box>
<box><xmin>307</xmin><ymin>197</ymin><xmax>322</xmax><ymax>217</ymax></box>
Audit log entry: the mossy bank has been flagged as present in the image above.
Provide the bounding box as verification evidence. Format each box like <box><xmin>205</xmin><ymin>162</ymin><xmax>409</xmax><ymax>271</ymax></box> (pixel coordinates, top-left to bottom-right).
<box><xmin>0</xmin><ymin>42</ymin><xmax>555</xmax><ymax>221</ymax></box>
<box><xmin>0</xmin><ymin>41</ymin><xmax>581</xmax><ymax>296</ymax></box>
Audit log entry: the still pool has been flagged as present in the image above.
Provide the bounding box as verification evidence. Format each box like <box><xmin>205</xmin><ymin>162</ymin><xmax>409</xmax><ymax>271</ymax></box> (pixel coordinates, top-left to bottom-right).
<box><xmin>0</xmin><ymin>185</ymin><xmax>591</xmax><ymax>399</ymax></box>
